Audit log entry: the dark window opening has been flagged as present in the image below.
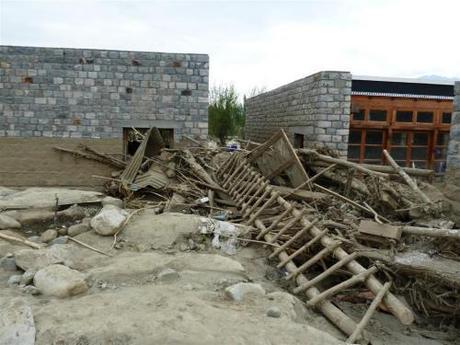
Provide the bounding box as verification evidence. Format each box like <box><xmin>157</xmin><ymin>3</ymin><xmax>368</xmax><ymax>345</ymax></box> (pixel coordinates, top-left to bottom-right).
<box><xmin>79</xmin><ymin>57</ymin><xmax>94</xmax><ymax>64</ymax></box>
<box><xmin>123</xmin><ymin>127</ymin><xmax>175</xmax><ymax>157</ymax></box>
<box><xmin>416</xmin><ymin>111</ymin><xmax>433</xmax><ymax>123</ymax></box>
<box><xmin>365</xmin><ymin>130</ymin><xmax>383</xmax><ymax>144</ymax></box>
<box><xmin>442</xmin><ymin>112</ymin><xmax>452</xmax><ymax>124</ymax></box>
<box><xmin>437</xmin><ymin>132</ymin><xmax>449</xmax><ymax>146</ymax></box>
<box><xmin>126</xmin><ymin>87</ymin><xmax>133</xmax><ymax>94</ymax></box>
<box><xmin>396</xmin><ymin>111</ymin><xmax>413</xmax><ymax>122</ymax></box>
<box><xmin>172</xmin><ymin>61</ymin><xmax>182</xmax><ymax>67</ymax></box>
<box><xmin>413</xmin><ymin>132</ymin><xmax>429</xmax><ymax>145</ymax></box>
<box><xmin>23</xmin><ymin>76</ymin><xmax>33</xmax><ymax>83</ymax></box>
<box><xmin>181</xmin><ymin>89</ymin><xmax>192</xmax><ymax>96</ymax></box>
<box><xmin>347</xmin><ymin>145</ymin><xmax>360</xmax><ymax>160</ymax></box>
<box><xmin>294</xmin><ymin>134</ymin><xmax>304</xmax><ymax>148</ymax></box>
<box><xmin>369</xmin><ymin>109</ymin><xmax>387</xmax><ymax>121</ymax></box>
<box><xmin>352</xmin><ymin>109</ymin><xmax>365</xmax><ymax>121</ymax></box>
<box><xmin>348</xmin><ymin>130</ymin><xmax>362</xmax><ymax>144</ymax></box>
<box><xmin>131</xmin><ymin>59</ymin><xmax>141</xmax><ymax>66</ymax></box>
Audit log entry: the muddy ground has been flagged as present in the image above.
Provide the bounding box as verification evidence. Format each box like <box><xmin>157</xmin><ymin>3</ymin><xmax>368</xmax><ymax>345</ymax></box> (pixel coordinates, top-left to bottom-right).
<box><xmin>2</xmin><ymin>210</ymin><xmax>459</xmax><ymax>345</ymax></box>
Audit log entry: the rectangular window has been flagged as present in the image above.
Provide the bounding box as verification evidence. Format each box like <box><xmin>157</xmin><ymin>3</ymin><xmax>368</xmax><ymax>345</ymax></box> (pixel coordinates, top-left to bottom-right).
<box><xmin>294</xmin><ymin>133</ymin><xmax>304</xmax><ymax>148</ymax></box>
<box><xmin>348</xmin><ymin>130</ymin><xmax>362</xmax><ymax>144</ymax></box>
<box><xmin>416</xmin><ymin>111</ymin><xmax>433</xmax><ymax>123</ymax></box>
<box><xmin>391</xmin><ymin>132</ymin><xmax>407</xmax><ymax>146</ymax></box>
<box><xmin>413</xmin><ymin>132</ymin><xmax>429</xmax><ymax>145</ymax></box>
<box><xmin>347</xmin><ymin>145</ymin><xmax>360</xmax><ymax>160</ymax></box>
<box><xmin>352</xmin><ymin>109</ymin><xmax>365</xmax><ymax>121</ymax></box>
<box><xmin>369</xmin><ymin>109</ymin><xmax>387</xmax><ymax>121</ymax></box>
<box><xmin>365</xmin><ymin>130</ymin><xmax>383</xmax><ymax>145</ymax></box>
<box><xmin>442</xmin><ymin>112</ymin><xmax>452</xmax><ymax>124</ymax></box>
<box><xmin>437</xmin><ymin>132</ymin><xmax>450</xmax><ymax>146</ymax></box>
<box><xmin>396</xmin><ymin>111</ymin><xmax>413</xmax><ymax>122</ymax></box>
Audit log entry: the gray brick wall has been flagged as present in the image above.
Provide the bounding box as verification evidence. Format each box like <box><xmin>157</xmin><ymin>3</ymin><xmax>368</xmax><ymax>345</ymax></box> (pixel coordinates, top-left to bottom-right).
<box><xmin>446</xmin><ymin>82</ymin><xmax>460</xmax><ymax>182</ymax></box>
<box><xmin>0</xmin><ymin>46</ymin><xmax>209</xmax><ymax>140</ymax></box>
<box><xmin>244</xmin><ymin>71</ymin><xmax>351</xmax><ymax>157</ymax></box>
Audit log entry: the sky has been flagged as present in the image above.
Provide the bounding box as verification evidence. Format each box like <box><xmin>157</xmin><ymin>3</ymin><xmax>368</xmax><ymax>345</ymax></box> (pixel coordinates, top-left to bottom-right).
<box><xmin>1</xmin><ymin>0</ymin><xmax>459</xmax><ymax>96</ymax></box>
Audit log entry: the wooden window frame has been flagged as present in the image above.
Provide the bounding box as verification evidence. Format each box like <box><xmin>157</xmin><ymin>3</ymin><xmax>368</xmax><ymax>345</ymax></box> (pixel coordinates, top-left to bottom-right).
<box><xmin>349</xmin><ymin>96</ymin><xmax>453</xmax><ymax>170</ymax></box>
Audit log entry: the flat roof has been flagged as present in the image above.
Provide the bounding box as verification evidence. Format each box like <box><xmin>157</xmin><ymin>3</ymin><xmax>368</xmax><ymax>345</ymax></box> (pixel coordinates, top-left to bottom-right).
<box><xmin>352</xmin><ymin>75</ymin><xmax>456</xmax><ymax>86</ymax></box>
<box><xmin>351</xmin><ymin>76</ymin><xmax>455</xmax><ymax>99</ymax></box>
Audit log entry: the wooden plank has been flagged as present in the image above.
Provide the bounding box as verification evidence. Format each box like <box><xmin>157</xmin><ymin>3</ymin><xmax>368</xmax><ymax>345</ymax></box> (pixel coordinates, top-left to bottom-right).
<box><xmin>358</xmin><ymin>220</ymin><xmax>402</xmax><ymax>240</ymax></box>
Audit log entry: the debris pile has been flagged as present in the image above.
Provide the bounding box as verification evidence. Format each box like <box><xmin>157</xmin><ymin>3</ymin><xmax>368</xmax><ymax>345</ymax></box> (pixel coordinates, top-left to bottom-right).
<box><xmin>1</xmin><ymin>128</ymin><xmax>459</xmax><ymax>344</ymax></box>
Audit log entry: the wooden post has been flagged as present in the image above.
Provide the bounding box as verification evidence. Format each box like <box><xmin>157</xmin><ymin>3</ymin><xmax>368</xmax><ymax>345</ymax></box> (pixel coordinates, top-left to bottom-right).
<box><xmin>383</xmin><ymin>149</ymin><xmax>432</xmax><ymax>204</ymax></box>
<box><xmin>346</xmin><ymin>282</ymin><xmax>392</xmax><ymax>344</ymax></box>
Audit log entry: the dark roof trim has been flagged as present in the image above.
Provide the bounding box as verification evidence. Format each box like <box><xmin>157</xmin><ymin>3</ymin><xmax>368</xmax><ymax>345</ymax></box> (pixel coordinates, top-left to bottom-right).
<box><xmin>351</xmin><ymin>91</ymin><xmax>454</xmax><ymax>100</ymax></box>
<box><xmin>352</xmin><ymin>79</ymin><xmax>454</xmax><ymax>98</ymax></box>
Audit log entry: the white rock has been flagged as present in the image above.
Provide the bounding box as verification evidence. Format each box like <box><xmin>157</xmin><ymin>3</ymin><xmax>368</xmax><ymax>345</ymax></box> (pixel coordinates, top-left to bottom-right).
<box><xmin>40</xmin><ymin>229</ymin><xmax>58</xmax><ymax>243</ymax></box>
<box><xmin>0</xmin><ymin>299</ymin><xmax>36</xmax><ymax>345</ymax></box>
<box><xmin>224</xmin><ymin>282</ymin><xmax>265</xmax><ymax>302</ymax></box>
<box><xmin>90</xmin><ymin>205</ymin><xmax>128</xmax><ymax>236</ymax></box>
<box><xmin>20</xmin><ymin>270</ymin><xmax>36</xmax><ymax>286</ymax></box>
<box><xmin>33</xmin><ymin>264</ymin><xmax>88</xmax><ymax>298</ymax></box>
<box><xmin>101</xmin><ymin>196</ymin><xmax>124</xmax><ymax>208</ymax></box>
<box><xmin>0</xmin><ymin>214</ymin><xmax>21</xmax><ymax>230</ymax></box>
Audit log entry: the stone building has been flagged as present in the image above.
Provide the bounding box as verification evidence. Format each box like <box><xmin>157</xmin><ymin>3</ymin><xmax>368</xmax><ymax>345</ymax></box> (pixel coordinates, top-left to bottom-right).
<box><xmin>0</xmin><ymin>45</ymin><xmax>209</xmax><ymax>186</ymax></box>
<box><xmin>245</xmin><ymin>71</ymin><xmax>459</xmax><ymax>179</ymax></box>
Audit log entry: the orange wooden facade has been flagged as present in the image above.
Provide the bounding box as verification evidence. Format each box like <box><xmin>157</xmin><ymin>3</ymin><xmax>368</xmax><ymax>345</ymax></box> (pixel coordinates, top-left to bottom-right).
<box><xmin>348</xmin><ymin>95</ymin><xmax>453</xmax><ymax>172</ymax></box>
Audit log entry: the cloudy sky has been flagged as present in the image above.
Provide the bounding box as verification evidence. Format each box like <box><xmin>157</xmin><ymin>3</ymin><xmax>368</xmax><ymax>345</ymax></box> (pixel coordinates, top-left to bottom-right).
<box><xmin>1</xmin><ymin>0</ymin><xmax>459</xmax><ymax>96</ymax></box>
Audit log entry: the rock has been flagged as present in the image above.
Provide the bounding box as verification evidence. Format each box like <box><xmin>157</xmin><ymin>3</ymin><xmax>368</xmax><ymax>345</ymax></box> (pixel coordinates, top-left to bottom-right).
<box><xmin>157</xmin><ymin>268</ymin><xmax>180</xmax><ymax>282</ymax></box>
<box><xmin>90</xmin><ymin>205</ymin><xmax>128</xmax><ymax>236</ymax></box>
<box><xmin>15</xmin><ymin>245</ymin><xmax>68</xmax><ymax>271</ymax></box>
<box><xmin>224</xmin><ymin>282</ymin><xmax>265</xmax><ymax>302</ymax></box>
<box><xmin>21</xmin><ymin>285</ymin><xmax>40</xmax><ymax>295</ymax></box>
<box><xmin>40</xmin><ymin>229</ymin><xmax>58</xmax><ymax>243</ymax></box>
<box><xmin>20</xmin><ymin>270</ymin><xmax>36</xmax><ymax>286</ymax></box>
<box><xmin>101</xmin><ymin>196</ymin><xmax>124</xmax><ymax>208</ymax></box>
<box><xmin>67</xmin><ymin>223</ymin><xmax>90</xmax><ymax>237</ymax></box>
<box><xmin>7</xmin><ymin>274</ymin><xmax>22</xmax><ymax>286</ymax></box>
<box><xmin>27</xmin><ymin>236</ymin><xmax>41</xmax><ymax>243</ymax></box>
<box><xmin>81</xmin><ymin>217</ymin><xmax>92</xmax><ymax>226</ymax></box>
<box><xmin>49</xmin><ymin>236</ymin><xmax>68</xmax><ymax>245</ymax></box>
<box><xmin>0</xmin><ymin>299</ymin><xmax>36</xmax><ymax>345</ymax></box>
<box><xmin>0</xmin><ymin>214</ymin><xmax>21</xmax><ymax>229</ymax></box>
<box><xmin>266</xmin><ymin>306</ymin><xmax>282</xmax><ymax>318</ymax></box>
<box><xmin>58</xmin><ymin>227</ymin><xmax>68</xmax><ymax>236</ymax></box>
<box><xmin>33</xmin><ymin>264</ymin><xmax>88</xmax><ymax>298</ymax></box>
<box><xmin>0</xmin><ymin>254</ymin><xmax>17</xmax><ymax>271</ymax></box>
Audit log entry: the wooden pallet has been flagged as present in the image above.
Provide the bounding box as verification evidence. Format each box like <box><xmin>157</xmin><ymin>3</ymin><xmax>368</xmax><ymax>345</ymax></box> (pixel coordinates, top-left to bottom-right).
<box><xmin>216</xmin><ymin>153</ymin><xmax>414</xmax><ymax>344</ymax></box>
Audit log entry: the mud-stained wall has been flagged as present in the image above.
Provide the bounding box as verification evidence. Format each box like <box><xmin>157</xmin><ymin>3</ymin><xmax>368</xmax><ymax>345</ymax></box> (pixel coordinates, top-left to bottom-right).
<box><xmin>0</xmin><ymin>138</ymin><xmax>122</xmax><ymax>187</ymax></box>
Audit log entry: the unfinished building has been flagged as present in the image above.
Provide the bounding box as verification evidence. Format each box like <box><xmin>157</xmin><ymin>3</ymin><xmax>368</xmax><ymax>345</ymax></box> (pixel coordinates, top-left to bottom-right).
<box><xmin>0</xmin><ymin>45</ymin><xmax>209</xmax><ymax>186</ymax></box>
<box><xmin>244</xmin><ymin>71</ymin><xmax>459</xmax><ymax>179</ymax></box>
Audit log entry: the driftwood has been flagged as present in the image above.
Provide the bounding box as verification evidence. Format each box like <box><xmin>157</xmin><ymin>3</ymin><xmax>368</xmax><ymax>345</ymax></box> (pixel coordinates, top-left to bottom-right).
<box><xmin>68</xmin><ymin>237</ymin><xmax>112</xmax><ymax>257</ymax></box>
<box><xmin>182</xmin><ymin>150</ymin><xmax>223</xmax><ymax>191</ymax></box>
<box><xmin>383</xmin><ymin>150</ymin><xmax>432</xmax><ymax>205</ymax></box>
<box><xmin>298</xmin><ymin>149</ymin><xmax>389</xmax><ymax>178</ymax></box>
<box><xmin>358</xmin><ymin>163</ymin><xmax>433</xmax><ymax>177</ymax></box>
<box><xmin>346</xmin><ymin>282</ymin><xmax>392</xmax><ymax>344</ymax></box>
<box><xmin>402</xmin><ymin>226</ymin><xmax>460</xmax><ymax>239</ymax></box>
<box><xmin>0</xmin><ymin>232</ymin><xmax>42</xmax><ymax>249</ymax></box>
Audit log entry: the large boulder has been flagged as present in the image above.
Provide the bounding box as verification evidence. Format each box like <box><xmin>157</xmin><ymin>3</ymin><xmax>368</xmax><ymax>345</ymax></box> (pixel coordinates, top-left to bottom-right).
<box><xmin>0</xmin><ymin>299</ymin><xmax>35</xmax><ymax>345</ymax></box>
<box><xmin>0</xmin><ymin>214</ymin><xmax>21</xmax><ymax>229</ymax></box>
<box><xmin>33</xmin><ymin>264</ymin><xmax>88</xmax><ymax>298</ymax></box>
<box><xmin>91</xmin><ymin>205</ymin><xmax>128</xmax><ymax>236</ymax></box>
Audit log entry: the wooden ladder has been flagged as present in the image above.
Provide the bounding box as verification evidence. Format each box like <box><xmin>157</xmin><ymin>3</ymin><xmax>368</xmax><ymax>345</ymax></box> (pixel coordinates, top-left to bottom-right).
<box><xmin>216</xmin><ymin>154</ymin><xmax>413</xmax><ymax>344</ymax></box>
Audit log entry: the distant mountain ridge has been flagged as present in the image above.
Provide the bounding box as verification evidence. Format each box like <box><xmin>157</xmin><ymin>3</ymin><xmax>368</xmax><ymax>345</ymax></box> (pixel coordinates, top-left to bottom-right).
<box><xmin>418</xmin><ymin>75</ymin><xmax>459</xmax><ymax>82</ymax></box>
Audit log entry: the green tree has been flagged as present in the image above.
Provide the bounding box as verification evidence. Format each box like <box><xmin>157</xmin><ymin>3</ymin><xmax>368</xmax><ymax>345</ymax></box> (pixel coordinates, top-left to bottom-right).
<box><xmin>209</xmin><ymin>85</ymin><xmax>244</xmax><ymax>145</ymax></box>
